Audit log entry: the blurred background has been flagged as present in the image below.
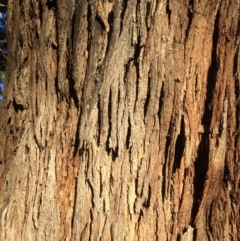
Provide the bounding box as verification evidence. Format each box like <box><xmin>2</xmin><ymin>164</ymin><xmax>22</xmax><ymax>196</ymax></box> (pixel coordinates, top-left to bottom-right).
<box><xmin>0</xmin><ymin>0</ymin><xmax>7</xmax><ymax>102</ymax></box>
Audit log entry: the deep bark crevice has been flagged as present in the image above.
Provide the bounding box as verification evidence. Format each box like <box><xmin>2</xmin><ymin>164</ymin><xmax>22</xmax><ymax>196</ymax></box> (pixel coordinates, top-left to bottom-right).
<box><xmin>68</xmin><ymin>77</ymin><xmax>79</xmax><ymax>108</ymax></box>
<box><xmin>143</xmin><ymin>184</ymin><xmax>151</xmax><ymax>208</ymax></box>
<box><xmin>176</xmin><ymin>234</ymin><xmax>181</xmax><ymax>241</ymax></box>
<box><xmin>97</xmin><ymin>97</ymin><xmax>101</xmax><ymax>147</ymax></box>
<box><xmin>233</xmin><ymin>47</ymin><xmax>239</xmax><ymax>141</ymax></box>
<box><xmin>126</xmin><ymin>116</ymin><xmax>131</xmax><ymax>149</ymax></box>
<box><xmin>100</xmin><ymin>169</ymin><xmax>103</xmax><ymax>197</ymax></box>
<box><xmin>173</xmin><ymin>115</ymin><xmax>185</xmax><ymax>173</ymax></box>
<box><xmin>202</xmin><ymin>8</ymin><xmax>220</xmax><ymax>125</ymax></box>
<box><xmin>70</xmin><ymin>176</ymin><xmax>78</xmax><ymax>232</ymax></box>
<box><xmin>71</xmin><ymin>8</ymin><xmax>77</xmax><ymax>50</ymax></box>
<box><xmin>135</xmin><ymin>176</ymin><xmax>138</xmax><ymax>196</ymax></box>
<box><xmin>108</xmin><ymin>10</ymin><xmax>114</xmax><ymax>34</ymax></box>
<box><xmin>157</xmin><ymin>82</ymin><xmax>164</xmax><ymax>119</ymax></box>
<box><xmin>111</xmin><ymin>146</ymin><xmax>118</xmax><ymax>161</ymax></box>
<box><xmin>144</xmin><ymin>69</ymin><xmax>151</xmax><ymax>118</ymax></box>
<box><xmin>38</xmin><ymin>0</ymin><xmax>43</xmax><ymax>26</ymax></box>
<box><xmin>7</xmin><ymin>117</ymin><xmax>11</xmax><ymax>124</ymax></box>
<box><xmin>105</xmin><ymin>11</ymin><xmax>114</xmax><ymax>55</ymax></box>
<box><xmin>145</xmin><ymin>1</ymin><xmax>151</xmax><ymax>28</ymax></box>
<box><xmin>166</xmin><ymin>0</ymin><xmax>171</xmax><ymax>26</ymax></box>
<box><xmin>13</xmin><ymin>99</ymin><xmax>24</xmax><ymax>113</ymax></box>
<box><xmin>87</xmin><ymin>3</ymin><xmax>92</xmax><ymax>50</ymax></box>
<box><xmin>89</xmin><ymin>209</ymin><xmax>93</xmax><ymax>239</ymax></box>
<box><xmin>185</xmin><ymin>0</ymin><xmax>194</xmax><ymax>41</ymax></box>
<box><xmin>223</xmin><ymin>159</ymin><xmax>231</xmax><ymax>185</ymax></box>
<box><xmin>46</xmin><ymin>0</ymin><xmax>57</xmax><ymax>11</ymax></box>
<box><xmin>155</xmin><ymin>212</ymin><xmax>159</xmax><ymax>241</ymax></box>
<box><xmin>73</xmin><ymin>114</ymin><xmax>81</xmax><ymax>157</ymax></box>
<box><xmin>133</xmin><ymin>39</ymin><xmax>142</xmax><ymax>111</ymax></box>
<box><xmin>137</xmin><ymin>209</ymin><xmax>143</xmax><ymax>224</ymax></box>
<box><xmin>54</xmin><ymin>76</ymin><xmax>60</xmax><ymax>98</ymax></box>
<box><xmin>109</xmin><ymin>80</ymin><xmax>119</xmax><ymax>162</ymax></box>
<box><xmin>193</xmin><ymin>229</ymin><xmax>197</xmax><ymax>240</ymax></box>
<box><xmin>191</xmin><ymin>133</ymin><xmax>209</xmax><ymax>223</ymax></box>
<box><xmin>106</xmin><ymin>88</ymin><xmax>112</xmax><ymax>154</ymax></box>
<box><xmin>68</xmin><ymin>32</ymin><xmax>79</xmax><ymax>109</ymax></box>
<box><xmin>120</xmin><ymin>0</ymin><xmax>128</xmax><ymax>35</ymax></box>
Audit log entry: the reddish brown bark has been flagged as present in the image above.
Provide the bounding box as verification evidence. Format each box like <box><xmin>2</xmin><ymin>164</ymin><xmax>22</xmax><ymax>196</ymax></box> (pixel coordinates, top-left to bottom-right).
<box><xmin>0</xmin><ymin>0</ymin><xmax>239</xmax><ymax>240</ymax></box>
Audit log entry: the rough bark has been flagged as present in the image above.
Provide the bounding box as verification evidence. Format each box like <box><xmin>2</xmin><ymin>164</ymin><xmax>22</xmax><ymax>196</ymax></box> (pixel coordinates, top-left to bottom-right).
<box><xmin>0</xmin><ymin>0</ymin><xmax>239</xmax><ymax>240</ymax></box>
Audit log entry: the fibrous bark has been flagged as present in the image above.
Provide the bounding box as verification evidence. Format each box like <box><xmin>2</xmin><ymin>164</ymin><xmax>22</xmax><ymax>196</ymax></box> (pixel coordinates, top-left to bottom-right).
<box><xmin>0</xmin><ymin>0</ymin><xmax>239</xmax><ymax>240</ymax></box>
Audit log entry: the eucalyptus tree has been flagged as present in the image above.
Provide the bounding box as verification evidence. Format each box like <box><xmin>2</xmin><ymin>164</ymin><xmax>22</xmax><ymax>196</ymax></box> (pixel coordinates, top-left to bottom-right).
<box><xmin>0</xmin><ymin>0</ymin><xmax>239</xmax><ymax>240</ymax></box>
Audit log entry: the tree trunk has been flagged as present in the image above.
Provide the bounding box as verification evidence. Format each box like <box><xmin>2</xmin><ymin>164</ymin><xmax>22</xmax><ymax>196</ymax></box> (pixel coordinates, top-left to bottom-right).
<box><xmin>0</xmin><ymin>0</ymin><xmax>239</xmax><ymax>240</ymax></box>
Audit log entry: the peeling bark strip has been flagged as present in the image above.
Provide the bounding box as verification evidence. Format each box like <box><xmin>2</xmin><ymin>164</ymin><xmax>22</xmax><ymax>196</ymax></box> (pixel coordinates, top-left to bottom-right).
<box><xmin>0</xmin><ymin>0</ymin><xmax>239</xmax><ymax>240</ymax></box>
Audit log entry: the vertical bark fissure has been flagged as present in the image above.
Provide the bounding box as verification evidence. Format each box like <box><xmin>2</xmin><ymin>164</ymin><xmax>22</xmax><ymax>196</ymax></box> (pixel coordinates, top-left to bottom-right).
<box><xmin>185</xmin><ymin>0</ymin><xmax>194</xmax><ymax>41</ymax></box>
<box><xmin>70</xmin><ymin>173</ymin><xmax>79</xmax><ymax>236</ymax></box>
<box><xmin>173</xmin><ymin>115</ymin><xmax>185</xmax><ymax>174</ymax></box>
<box><xmin>203</xmin><ymin>8</ymin><xmax>220</xmax><ymax>124</ymax></box>
<box><xmin>106</xmin><ymin>87</ymin><xmax>112</xmax><ymax>154</ymax></box>
<box><xmin>120</xmin><ymin>0</ymin><xmax>128</xmax><ymax>35</ymax></box>
<box><xmin>191</xmin><ymin>132</ymin><xmax>209</xmax><ymax>222</ymax></box>
<box><xmin>133</xmin><ymin>44</ymin><xmax>141</xmax><ymax>112</ymax></box>
<box><xmin>144</xmin><ymin>68</ymin><xmax>151</xmax><ymax>118</ymax></box>
<box><xmin>162</xmin><ymin>134</ymin><xmax>170</xmax><ymax>199</ymax></box>
<box><xmin>97</xmin><ymin>97</ymin><xmax>101</xmax><ymax>147</ymax></box>
<box><xmin>165</xmin><ymin>0</ymin><xmax>171</xmax><ymax>26</ymax></box>
<box><xmin>163</xmin><ymin>115</ymin><xmax>176</xmax><ymax>199</ymax></box>
<box><xmin>73</xmin><ymin>114</ymin><xmax>81</xmax><ymax>157</ymax></box>
<box><xmin>106</xmin><ymin>10</ymin><xmax>114</xmax><ymax>54</ymax></box>
<box><xmin>234</xmin><ymin>46</ymin><xmax>240</xmax><ymax>140</ymax></box>
<box><xmin>157</xmin><ymin>82</ymin><xmax>164</xmax><ymax>119</ymax></box>
<box><xmin>192</xmin><ymin>5</ymin><xmax>221</xmax><ymax>224</ymax></box>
